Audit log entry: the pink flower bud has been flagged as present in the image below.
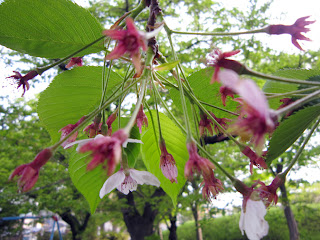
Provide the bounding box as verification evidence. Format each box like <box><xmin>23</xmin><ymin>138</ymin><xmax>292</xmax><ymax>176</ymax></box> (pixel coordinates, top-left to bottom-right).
<box><xmin>159</xmin><ymin>140</ymin><xmax>178</xmax><ymax>183</ymax></box>
<box><xmin>106</xmin><ymin>111</ymin><xmax>118</xmax><ymax>136</ymax></box>
<box><xmin>66</xmin><ymin>57</ymin><xmax>83</xmax><ymax>68</ymax></box>
<box><xmin>135</xmin><ymin>105</ymin><xmax>148</xmax><ymax>134</ymax></box>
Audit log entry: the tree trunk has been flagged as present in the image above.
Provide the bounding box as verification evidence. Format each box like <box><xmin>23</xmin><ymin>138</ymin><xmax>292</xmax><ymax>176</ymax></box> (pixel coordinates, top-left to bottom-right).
<box><xmin>60</xmin><ymin>210</ymin><xmax>91</xmax><ymax>240</ymax></box>
<box><xmin>275</xmin><ymin>163</ymin><xmax>299</xmax><ymax>240</ymax></box>
<box><xmin>191</xmin><ymin>202</ymin><xmax>203</xmax><ymax>240</ymax></box>
<box><xmin>118</xmin><ymin>188</ymin><xmax>166</xmax><ymax>240</ymax></box>
<box><xmin>279</xmin><ymin>184</ymin><xmax>300</xmax><ymax>240</ymax></box>
<box><xmin>168</xmin><ymin>214</ymin><xmax>177</xmax><ymax>240</ymax></box>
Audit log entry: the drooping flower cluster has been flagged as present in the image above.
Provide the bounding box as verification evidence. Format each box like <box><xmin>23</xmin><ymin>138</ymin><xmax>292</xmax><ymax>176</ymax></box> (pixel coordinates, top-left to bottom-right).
<box><xmin>9</xmin><ymin>148</ymin><xmax>53</xmax><ymax>192</ymax></box>
<box><xmin>266</xmin><ymin>16</ymin><xmax>315</xmax><ymax>50</ymax></box>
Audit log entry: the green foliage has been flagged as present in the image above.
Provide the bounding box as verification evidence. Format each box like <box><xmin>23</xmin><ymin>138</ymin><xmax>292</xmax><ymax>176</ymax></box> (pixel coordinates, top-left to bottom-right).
<box><xmin>38</xmin><ymin>66</ymin><xmax>122</xmax><ymax>142</ymax></box>
<box><xmin>142</xmin><ymin>111</ymin><xmax>188</xmax><ymax>206</ymax></box>
<box><xmin>162</xmin><ymin>204</ymin><xmax>320</xmax><ymax>240</ymax></box>
<box><xmin>0</xmin><ymin>0</ymin><xmax>104</xmax><ymax>58</ymax></box>
<box><xmin>263</xmin><ymin>69</ymin><xmax>320</xmax><ymax>109</ymax></box>
<box><xmin>266</xmin><ymin>105</ymin><xmax>320</xmax><ymax>164</ymax></box>
<box><xmin>169</xmin><ymin>68</ymin><xmax>239</xmax><ymax>123</ymax></box>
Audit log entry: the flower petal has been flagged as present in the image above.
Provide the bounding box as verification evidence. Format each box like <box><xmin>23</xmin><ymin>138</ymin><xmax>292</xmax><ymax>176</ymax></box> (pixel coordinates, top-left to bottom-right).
<box><xmin>240</xmin><ymin>199</ymin><xmax>269</xmax><ymax>240</ymax></box>
<box><xmin>99</xmin><ymin>170</ymin><xmax>126</xmax><ymax>198</ymax></box>
<box><xmin>122</xmin><ymin>138</ymin><xmax>143</xmax><ymax>148</ymax></box>
<box><xmin>144</xmin><ymin>23</ymin><xmax>164</xmax><ymax>39</ymax></box>
<box><xmin>129</xmin><ymin>169</ymin><xmax>160</xmax><ymax>187</ymax></box>
<box><xmin>64</xmin><ymin>134</ymin><xmax>105</xmax><ymax>151</ymax></box>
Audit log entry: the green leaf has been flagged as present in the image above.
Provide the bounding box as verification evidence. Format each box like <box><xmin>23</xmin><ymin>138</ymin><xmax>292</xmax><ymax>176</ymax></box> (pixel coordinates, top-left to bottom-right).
<box><xmin>266</xmin><ymin>105</ymin><xmax>320</xmax><ymax>164</ymax></box>
<box><xmin>38</xmin><ymin>66</ymin><xmax>123</xmax><ymax>142</ymax></box>
<box><xmin>68</xmin><ymin>149</ymin><xmax>105</xmax><ymax>214</ymax></box>
<box><xmin>68</xmin><ymin>124</ymin><xmax>141</xmax><ymax>214</ymax></box>
<box><xmin>0</xmin><ymin>0</ymin><xmax>104</xmax><ymax>58</ymax></box>
<box><xmin>170</xmin><ymin>68</ymin><xmax>239</xmax><ymax>120</ymax></box>
<box><xmin>141</xmin><ymin>110</ymin><xmax>188</xmax><ymax>206</ymax></box>
<box><xmin>154</xmin><ymin>60</ymin><xmax>180</xmax><ymax>71</ymax></box>
<box><xmin>263</xmin><ymin>69</ymin><xmax>320</xmax><ymax>109</ymax></box>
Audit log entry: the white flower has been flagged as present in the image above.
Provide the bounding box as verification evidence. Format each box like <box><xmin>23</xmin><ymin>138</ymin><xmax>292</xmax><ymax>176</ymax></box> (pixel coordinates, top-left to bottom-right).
<box><xmin>239</xmin><ymin>199</ymin><xmax>269</xmax><ymax>240</ymax></box>
<box><xmin>64</xmin><ymin>134</ymin><xmax>143</xmax><ymax>151</ymax></box>
<box><xmin>99</xmin><ymin>169</ymin><xmax>160</xmax><ymax>198</ymax></box>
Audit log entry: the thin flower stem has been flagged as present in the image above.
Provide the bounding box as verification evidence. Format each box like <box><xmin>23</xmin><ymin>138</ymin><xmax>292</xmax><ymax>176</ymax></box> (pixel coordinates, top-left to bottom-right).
<box><xmin>199</xmin><ymin>100</ymin><xmax>239</xmax><ymax>116</ymax></box>
<box><xmin>266</xmin><ymin>86</ymin><xmax>320</xmax><ymax>99</ymax></box>
<box><xmin>52</xmin><ymin>77</ymin><xmax>141</xmax><ymax>150</ymax></box>
<box><xmin>186</xmin><ymin>89</ymin><xmax>243</xmax><ymax>147</ymax></box>
<box><xmin>247</xmin><ymin>68</ymin><xmax>320</xmax><ymax>86</ymax></box>
<box><xmin>38</xmin><ymin>36</ymin><xmax>105</xmax><ymax>74</ymax></box>
<box><xmin>151</xmin><ymin>74</ymin><xmax>164</xmax><ymax>141</ymax></box>
<box><xmin>170</xmin><ymin>28</ymin><xmax>266</xmax><ymax>36</ymax></box>
<box><xmin>275</xmin><ymin>89</ymin><xmax>320</xmax><ymax>117</ymax></box>
<box><xmin>281</xmin><ymin>117</ymin><xmax>320</xmax><ymax>177</ymax></box>
<box><xmin>123</xmin><ymin>48</ymin><xmax>155</xmax><ymax>134</ymax></box>
<box><xmin>166</xmin><ymin>29</ymin><xmax>192</xmax><ymax>141</ymax></box>
<box><xmin>123</xmin><ymin>76</ymin><xmax>148</xmax><ymax>134</ymax></box>
<box><xmin>144</xmin><ymin>100</ymin><xmax>160</xmax><ymax>152</ymax></box>
<box><xmin>152</xmin><ymin>78</ymin><xmax>236</xmax><ymax>181</ymax></box>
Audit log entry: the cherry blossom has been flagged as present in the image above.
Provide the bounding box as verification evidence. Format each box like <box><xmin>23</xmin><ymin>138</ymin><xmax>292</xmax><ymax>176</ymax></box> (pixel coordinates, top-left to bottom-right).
<box><xmin>219</xmin><ymin>69</ymin><xmax>277</xmax><ymax>152</ymax></box>
<box><xmin>65</xmin><ymin>132</ymin><xmax>142</xmax><ymax>175</ymax></box>
<box><xmin>66</xmin><ymin>57</ymin><xmax>83</xmax><ymax>68</ymax></box>
<box><xmin>7</xmin><ymin>70</ymin><xmax>38</xmax><ymax>96</ymax></box>
<box><xmin>59</xmin><ymin>116</ymin><xmax>86</xmax><ymax>148</ymax></box>
<box><xmin>206</xmin><ymin>48</ymin><xmax>242</xmax><ymax>83</ymax></box>
<box><xmin>184</xmin><ymin>141</ymin><xmax>215</xmax><ymax>180</ymax></box>
<box><xmin>257</xmin><ymin>175</ymin><xmax>285</xmax><ymax>207</ymax></box>
<box><xmin>201</xmin><ymin>171</ymin><xmax>224</xmax><ymax>200</ymax></box>
<box><xmin>209</xmin><ymin>112</ymin><xmax>231</xmax><ymax>135</ymax></box>
<box><xmin>103</xmin><ymin>17</ymin><xmax>162</xmax><ymax>74</ymax></box>
<box><xmin>99</xmin><ymin>168</ymin><xmax>160</xmax><ymax>197</ymax></box>
<box><xmin>9</xmin><ymin>148</ymin><xmax>52</xmax><ymax>192</ymax></box>
<box><xmin>266</xmin><ymin>16</ymin><xmax>315</xmax><ymax>50</ymax></box>
<box><xmin>135</xmin><ymin>105</ymin><xmax>148</xmax><ymax>133</ymax></box>
<box><xmin>199</xmin><ymin>112</ymin><xmax>213</xmax><ymax>136</ymax></box>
